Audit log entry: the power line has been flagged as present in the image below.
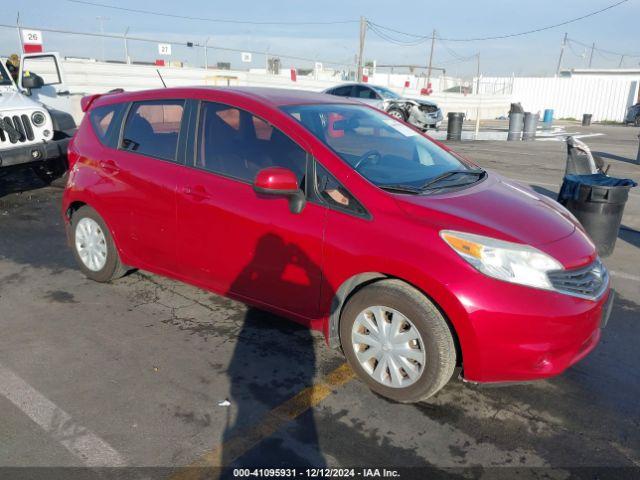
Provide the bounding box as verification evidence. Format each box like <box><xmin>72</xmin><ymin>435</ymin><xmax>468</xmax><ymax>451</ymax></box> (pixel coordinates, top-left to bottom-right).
<box><xmin>568</xmin><ymin>37</ymin><xmax>640</xmax><ymax>58</ymax></box>
<box><xmin>67</xmin><ymin>0</ymin><xmax>358</xmax><ymax>26</ymax></box>
<box><xmin>368</xmin><ymin>0</ymin><xmax>628</xmax><ymax>42</ymax></box>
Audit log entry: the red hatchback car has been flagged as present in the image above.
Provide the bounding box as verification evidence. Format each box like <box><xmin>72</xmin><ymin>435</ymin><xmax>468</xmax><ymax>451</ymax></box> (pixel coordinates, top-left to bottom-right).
<box><xmin>63</xmin><ymin>87</ymin><xmax>613</xmax><ymax>402</ymax></box>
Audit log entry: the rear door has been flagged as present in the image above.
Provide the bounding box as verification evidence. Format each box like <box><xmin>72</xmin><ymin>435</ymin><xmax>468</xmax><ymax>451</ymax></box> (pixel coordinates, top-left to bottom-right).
<box><xmin>176</xmin><ymin>101</ymin><xmax>326</xmax><ymax>320</ymax></box>
<box><xmin>105</xmin><ymin>98</ymin><xmax>189</xmax><ymax>273</ymax></box>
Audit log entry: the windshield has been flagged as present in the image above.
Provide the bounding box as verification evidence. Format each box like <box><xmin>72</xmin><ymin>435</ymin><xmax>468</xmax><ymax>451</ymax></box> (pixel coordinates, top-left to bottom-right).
<box><xmin>0</xmin><ymin>62</ymin><xmax>14</xmax><ymax>86</ymax></box>
<box><xmin>371</xmin><ymin>86</ymin><xmax>400</xmax><ymax>99</ymax></box>
<box><xmin>282</xmin><ymin>104</ymin><xmax>478</xmax><ymax>191</ymax></box>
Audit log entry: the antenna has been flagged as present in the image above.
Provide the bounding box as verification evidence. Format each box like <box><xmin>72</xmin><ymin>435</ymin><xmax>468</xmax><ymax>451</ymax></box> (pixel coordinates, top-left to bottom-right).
<box><xmin>156</xmin><ymin>69</ymin><xmax>167</xmax><ymax>88</ymax></box>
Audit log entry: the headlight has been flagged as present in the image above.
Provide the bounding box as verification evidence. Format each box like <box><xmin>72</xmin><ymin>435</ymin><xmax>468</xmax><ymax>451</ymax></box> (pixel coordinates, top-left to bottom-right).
<box><xmin>31</xmin><ymin>111</ymin><xmax>47</xmax><ymax>127</ymax></box>
<box><xmin>440</xmin><ymin>230</ymin><xmax>563</xmax><ymax>290</ymax></box>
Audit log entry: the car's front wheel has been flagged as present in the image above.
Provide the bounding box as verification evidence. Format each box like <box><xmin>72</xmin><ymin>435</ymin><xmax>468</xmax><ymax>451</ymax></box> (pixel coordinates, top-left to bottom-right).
<box><xmin>635</xmin><ymin>115</ymin><xmax>640</xmax><ymax>127</ymax></box>
<box><xmin>387</xmin><ymin>107</ymin><xmax>407</xmax><ymax>122</ymax></box>
<box><xmin>71</xmin><ymin>206</ymin><xmax>128</xmax><ymax>282</ymax></box>
<box><xmin>340</xmin><ymin>279</ymin><xmax>457</xmax><ymax>403</ymax></box>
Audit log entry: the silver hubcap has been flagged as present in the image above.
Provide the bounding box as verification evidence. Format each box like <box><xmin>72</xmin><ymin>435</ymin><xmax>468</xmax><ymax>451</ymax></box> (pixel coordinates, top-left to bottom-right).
<box><xmin>351</xmin><ymin>306</ymin><xmax>426</xmax><ymax>388</ymax></box>
<box><xmin>75</xmin><ymin>217</ymin><xmax>108</xmax><ymax>272</ymax></box>
<box><xmin>389</xmin><ymin>111</ymin><xmax>403</xmax><ymax>119</ymax></box>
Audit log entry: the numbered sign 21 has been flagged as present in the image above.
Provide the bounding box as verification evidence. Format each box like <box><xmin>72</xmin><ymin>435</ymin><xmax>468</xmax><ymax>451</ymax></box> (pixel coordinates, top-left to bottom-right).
<box><xmin>158</xmin><ymin>44</ymin><xmax>172</xmax><ymax>56</ymax></box>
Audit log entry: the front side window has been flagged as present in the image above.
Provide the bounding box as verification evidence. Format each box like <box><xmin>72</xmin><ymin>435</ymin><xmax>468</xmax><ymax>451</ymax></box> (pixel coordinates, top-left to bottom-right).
<box><xmin>22</xmin><ymin>55</ymin><xmax>61</xmax><ymax>86</ymax></box>
<box><xmin>371</xmin><ymin>86</ymin><xmax>400</xmax><ymax>99</ymax></box>
<box><xmin>315</xmin><ymin>163</ymin><xmax>366</xmax><ymax>215</ymax></box>
<box><xmin>121</xmin><ymin>100</ymin><xmax>184</xmax><ymax>161</ymax></box>
<box><xmin>282</xmin><ymin>104</ymin><xmax>482</xmax><ymax>193</ymax></box>
<box><xmin>197</xmin><ymin>102</ymin><xmax>306</xmax><ymax>184</ymax></box>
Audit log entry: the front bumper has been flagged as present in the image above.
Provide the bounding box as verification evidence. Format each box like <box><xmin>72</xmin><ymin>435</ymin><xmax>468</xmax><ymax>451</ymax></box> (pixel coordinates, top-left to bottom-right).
<box><xmin>410</xmin><ymin>107</ymin><xmax>443</xmax><ymax>129</ymax></box>
<box><xmin>452</xmin><ymin>271</ymin><xmax>612</xmax><ymax>384</ymax></box>
<box><xmin>0</xmin><ymin>138</ymin><xmax>70</xmax><ymax>169</ymax></box>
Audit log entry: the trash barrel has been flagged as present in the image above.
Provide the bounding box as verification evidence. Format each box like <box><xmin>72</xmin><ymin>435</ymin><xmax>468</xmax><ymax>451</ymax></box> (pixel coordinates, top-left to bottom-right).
<box><xmin>543</xmin><ymin>109</ymin><xmax>554</xmax><ymax>126</ymax></box>
<box><xmin>446</xmin><ymin>112</ymin><xmax>464</xmax><ymax>141</ymax></box>
<box><xmin>507</xmin><ymin>112</ymin><xmax>523</xmax><ymax>141</ymax></box>
<box><xmin>582</xmin><ymin>114</ymin><xmax>593</xmax><ymax>126</ymax></box>
<box><xmin>522</xmin><ymin>112</ymin><xmax>538</xmax><ymax>140</ymax></box>
<box><xmin>636</xmin><ymin>133</ymin><xmax>640</xmax><ymax>164</ymax></box>
<box><xmin>558</xmin><ymin>174</ymin><xmax>638</xmax><ymax>257</ymax></box>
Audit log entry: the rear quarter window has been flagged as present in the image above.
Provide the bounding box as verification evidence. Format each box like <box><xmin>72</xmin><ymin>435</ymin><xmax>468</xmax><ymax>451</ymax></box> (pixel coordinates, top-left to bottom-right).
<box><xmin>89</xmin><ymin>103</ymin><xmax>127</xmax><ymax>148</ymax></box>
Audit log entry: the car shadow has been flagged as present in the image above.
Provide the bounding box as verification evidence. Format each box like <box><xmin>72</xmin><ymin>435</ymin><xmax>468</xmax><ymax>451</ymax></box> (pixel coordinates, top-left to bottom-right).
<box><xmin>0</xmin><ymin>167</ymin><xmax>48</xmax><ymax>198</ymax></box>
<box><xmin>219</xmin><ymin>233</ymin><xmax>332</xmax><ymax>474</ymax></box>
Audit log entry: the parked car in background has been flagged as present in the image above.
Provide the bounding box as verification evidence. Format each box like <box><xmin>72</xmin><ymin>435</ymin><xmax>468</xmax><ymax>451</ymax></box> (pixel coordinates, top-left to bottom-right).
<box><xmin>625</xmin><ymin>102</ymin><xmax>640</xmax><ymax>126</ymax></box>
<box><xmin>0</xmin><ymin>54</ymin><xmax>74</xmax><ymax>183</ymax></box>
<box><xmin>64</xmin><ymin>87</ymin><xmax>612</xmax><ymax>403</ymax></box>
<box><xmin>323</xmin><ymin>82</ymin><xmax>443</xmax><ymax>131</ymax></box>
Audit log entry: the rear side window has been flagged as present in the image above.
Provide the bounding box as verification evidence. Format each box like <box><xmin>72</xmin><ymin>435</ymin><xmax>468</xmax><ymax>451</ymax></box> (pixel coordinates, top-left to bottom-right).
<box><xmin>121</xmin><ymin>100</ymin><xmax>184</xmax><ymax>161</ymax></box>
<box><xmin>90</xmin><ymin>103</ymin><xmax>126</xmax><ymax>148</ymax></box>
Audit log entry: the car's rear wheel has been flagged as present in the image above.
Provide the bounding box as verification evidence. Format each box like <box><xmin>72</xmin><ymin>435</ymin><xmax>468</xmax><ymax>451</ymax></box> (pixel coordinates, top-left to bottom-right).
<box><xmin>635</xmin><ymin>115</ymin><xmax>640</xmax><ymax>127</ymax></box>
<box><xmin>387</xmin><ymin>107</ymin><xmax>407</xmax><ymax>122</ymax></box>
<box><xmin>340</xmin><ymin>279</ymin><xmax>456</xmax><ymax>403</ymax></box>
<box><xmin>71</xmin><ymin>206</ymin><xmax>127</xmax><ymax>282</ymax></box>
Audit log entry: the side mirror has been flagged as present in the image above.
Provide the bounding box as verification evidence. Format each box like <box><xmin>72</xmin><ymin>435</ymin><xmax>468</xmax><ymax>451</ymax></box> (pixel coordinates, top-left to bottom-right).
<box><xmin>22</xmin><ymin>73</ymin><xmax>44</xmax><ymax>90</ymax></box>
<box><xmin>253</xmin><ymin>167</ymin><xmax>306</xmax><ymax>214</ymax></box>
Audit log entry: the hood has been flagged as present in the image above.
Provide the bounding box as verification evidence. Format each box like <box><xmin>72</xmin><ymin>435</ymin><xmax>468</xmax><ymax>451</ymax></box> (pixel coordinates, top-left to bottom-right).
<box><xmin>405</xmin><ymin>97</ymin><xmax>438</xmax><ymax>108</ymax></box>
<box><xmin>0</xmin><ymin>90</ymin><xmax>42</xmax><ymax>111</ymax></box>
<box><xmin>396</xmin><ymin>172</ymin><xmax>577</xmax><ymax>247</ymax></box>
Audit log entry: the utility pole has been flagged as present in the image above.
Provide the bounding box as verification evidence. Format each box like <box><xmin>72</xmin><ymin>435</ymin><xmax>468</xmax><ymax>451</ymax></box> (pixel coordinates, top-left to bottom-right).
<box><xmin>357</xmin><ymin>16</ymin><xmax>367</xmax><ymax>82</ymax></box>
<box><xmin>123</xmin><ymin>27</ymin><xmax>130</xmax><ymax>64</ymax></box>
<box><xmin>556</xmin><ymin>32</ymin><xmax>568</xmax><ymax>75</ymax></box>
<box><xmin>16</xmin><ymin>12</ymin><xmax>22</xmax><ymax>53</ymax></box>
<box><xmin>204</xmin><ymin>37</ymin><xmax>210</xmax><ymax>70</ymax></box>
<box><xmin>588</xmin><ymin>42</ymin><xmax>595</xmax><ymax>68</ymax></box>
<box><xmin>426</xmin><ymin>29</ymin><xmax>436</xmax><ymax>89</ymax></box>
<box><xmin>618</xmin><ymin>55</ymin><xmax>625</xmax><ymax>68</ymax></box>
<box><xmin>97</xmin><ymin>16</ymin><xmax>109</xmax><ymax>62</ymax></box>
<box><xmin>475</xmin><ymin>53</ymin><xmax>481</xmax><ymax>138</ymax></box>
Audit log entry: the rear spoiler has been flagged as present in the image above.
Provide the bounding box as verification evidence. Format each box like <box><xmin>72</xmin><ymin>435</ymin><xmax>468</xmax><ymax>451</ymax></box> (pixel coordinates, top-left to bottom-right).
<box><xmin>80</xmin><ymin>88</ymin><xmax>125</xmax><ymax>112</ymax></box>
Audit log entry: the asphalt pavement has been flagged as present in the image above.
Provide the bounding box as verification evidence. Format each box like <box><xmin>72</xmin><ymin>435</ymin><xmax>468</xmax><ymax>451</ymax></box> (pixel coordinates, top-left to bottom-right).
<box><xmin>0</xmin><ymin>123</ymin><xmax>638</xmax><ymax>479</ymax></box>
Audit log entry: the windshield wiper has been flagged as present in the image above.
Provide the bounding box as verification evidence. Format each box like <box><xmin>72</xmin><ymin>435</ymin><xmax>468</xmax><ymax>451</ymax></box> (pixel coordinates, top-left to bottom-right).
<box><xmin>420</xmin><ymin>169</ymin><xmax>485</xmax><ymax>191</ymax></box>
<box><xmin>378</xmin><ymin>183</ymin><xmax>422</xmax><ymax>194</ymax></box>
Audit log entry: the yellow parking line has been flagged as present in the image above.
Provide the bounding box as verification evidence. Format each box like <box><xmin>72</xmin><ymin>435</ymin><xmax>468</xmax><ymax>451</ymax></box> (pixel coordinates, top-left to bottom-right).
<box><xmin>170</xmin><ymin>363</ymin><xmax>355</xmax><ymax>480</ymax></box>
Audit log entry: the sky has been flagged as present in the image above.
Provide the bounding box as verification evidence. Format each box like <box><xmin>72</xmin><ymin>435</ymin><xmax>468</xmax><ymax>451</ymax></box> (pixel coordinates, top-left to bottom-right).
<box><xmin>1</xmin><ymin>0</ymin><xmax>639</xmax><ymax>78</ymax></box>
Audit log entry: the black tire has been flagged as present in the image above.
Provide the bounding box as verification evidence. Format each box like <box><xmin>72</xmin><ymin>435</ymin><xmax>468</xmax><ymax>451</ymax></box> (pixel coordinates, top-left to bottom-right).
<box><xmin>387</xmin><ymin>107</ymin><xmax>407</xmax><ymax>122</ymax></box>
<box><xmin>70</xmin><ymin>205</ymin><xmax>128</xmax><ymax>282</ymax></box>
<box><xmin>340</xmin><ymin>279</ymin><xmax>456</xmax><ymax>403</ymax></box>
<box><xmin>635</xmin><ymin>115</ymin><xmax>640</xmax><ymax>127</ymax></box>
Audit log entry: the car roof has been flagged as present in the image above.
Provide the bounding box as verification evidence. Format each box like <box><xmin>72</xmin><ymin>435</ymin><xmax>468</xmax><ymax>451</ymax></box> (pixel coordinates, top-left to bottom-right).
<box><xmin>96</xmin><ymin>86</ymin><xmax>357</xmax><ymax>108</ymax></box>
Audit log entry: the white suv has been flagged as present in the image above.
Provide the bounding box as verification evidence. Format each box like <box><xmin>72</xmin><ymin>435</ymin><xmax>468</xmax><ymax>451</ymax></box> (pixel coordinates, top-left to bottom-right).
<box><xmin>0</xmin><ymin>57</ymin><xmax>71</xmax><ymax>182</ymax></box>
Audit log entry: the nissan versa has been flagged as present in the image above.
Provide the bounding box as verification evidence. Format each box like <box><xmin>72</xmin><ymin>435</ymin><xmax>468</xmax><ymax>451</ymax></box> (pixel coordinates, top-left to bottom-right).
<box><xmin>62</xmin><ymin>87</ymin><xmax>613</xmax><ymax>403</ymax></box>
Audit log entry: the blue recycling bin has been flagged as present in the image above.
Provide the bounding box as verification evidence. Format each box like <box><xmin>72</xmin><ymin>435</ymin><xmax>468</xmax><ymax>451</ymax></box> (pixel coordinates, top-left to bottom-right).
<box><xmin>543</xmin><ymin>109</ymin><xmax>554</xmax><ymax>126</ymax></box>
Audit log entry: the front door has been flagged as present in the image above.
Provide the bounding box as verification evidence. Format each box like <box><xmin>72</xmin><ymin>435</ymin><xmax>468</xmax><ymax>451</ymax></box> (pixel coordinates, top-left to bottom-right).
<box><xmin>176</xmin><ymin>101</ymin><xmax>326</xmax><ymax>320</ymax></box>
<box><xmin>19</xmin><ymin>53</ymin><xmax>77</xmax><ymax>120</ymax></box>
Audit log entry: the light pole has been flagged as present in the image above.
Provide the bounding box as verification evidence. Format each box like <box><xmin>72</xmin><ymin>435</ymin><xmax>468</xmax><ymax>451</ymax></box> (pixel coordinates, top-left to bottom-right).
<box><xmin>97</xmin><ymin>16</ymin><xmax>109</xmax><ymax>62</ymax></box>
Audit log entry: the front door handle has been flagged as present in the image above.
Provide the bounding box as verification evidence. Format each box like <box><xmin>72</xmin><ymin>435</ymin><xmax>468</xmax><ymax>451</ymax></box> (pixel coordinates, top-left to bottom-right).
<box><xmin>181</xmin><ymin>185</ymin><xmax>209</xmax><ymax>200</ymax></box>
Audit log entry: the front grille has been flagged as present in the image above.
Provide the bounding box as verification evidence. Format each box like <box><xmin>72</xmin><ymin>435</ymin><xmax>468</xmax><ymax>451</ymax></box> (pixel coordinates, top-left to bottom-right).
<box><xmin>0</xmin><ymin>114</ymin><xmax>35</xmax><ymax>145</ymax></box>
<box><xmin>547</xmin><ymin>258</ymin><xmax>609</xmax><ymax>299</ymax></box>
<box><xmin>419</xmin><ymin>104</ymin><xmax>438</xmax><ymax>114</ymax></box>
